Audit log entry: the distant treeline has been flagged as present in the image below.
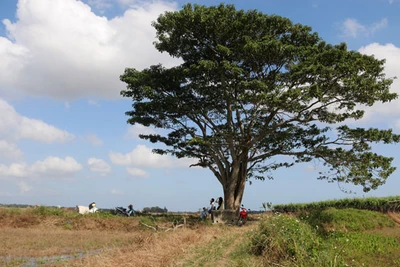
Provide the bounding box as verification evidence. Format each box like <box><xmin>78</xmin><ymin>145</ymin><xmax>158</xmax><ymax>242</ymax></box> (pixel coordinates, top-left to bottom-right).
<box><xmin>142</xmin><ymin>206</ymin><xmax>168</xmax><ymax>213</ymax></box>
<box><xmin>0</xmin><ymin>204</ymin><xmax>170</xmax><ymax>214</ymax></box>
<box><xmin>0</xmin><ymin>204</ymin><xmax>47</xmax><ymax>208</ymax></box>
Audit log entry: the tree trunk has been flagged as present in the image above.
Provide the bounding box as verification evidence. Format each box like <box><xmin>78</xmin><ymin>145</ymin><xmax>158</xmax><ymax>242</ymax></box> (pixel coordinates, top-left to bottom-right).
<box><xmin>221</xmin><ymin>161</ymin><xmax>247</xmax><ymax>212</ymax></box>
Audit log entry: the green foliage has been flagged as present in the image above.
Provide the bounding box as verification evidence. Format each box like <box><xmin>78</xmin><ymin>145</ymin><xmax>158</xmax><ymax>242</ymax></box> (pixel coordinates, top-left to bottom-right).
<box><xmin>328</xmin><ymin>232</ymin><xmax>400</xmax><ymax>265</ymax></box>
<box><xmin>248</xmin><ymin>214</ymin><xmax>344</xmax><ymax>266</ymax></box>
<box><xmin>1</xmin><ymin>258</ymin><xmax>28</xmax><ymax>266</ymax></box>
<box><xmin>142</xmin><ymin>206</ymin><xmax>168</xmax><ymax>213</ymax></box>
<box><xmin>139</xmin><ymin>216</ymin><xmax>157</xmax><ymax>228</ymax></box>
<box><xmin>248</xmin><ymin>208</ymin><xmax>399</xmax><ymax>266</ymax></box>
<box><xmin>31</xmin><ymin>206</ymin><xmax>67</xmax><ymax>216</ymax></box>
<box><xmin>274</xmin><ymin>195</ymin><xmax>400</xmax><ymax>213</ymax></box>
<box><xmin>121</xmin><ymin>3</ymin><xmax>400</xmax><ymax>209</ymax></box>
<box><xmin>63</xmin><ymin>221</ymin><xmax>73</xmax><ymax>230</ymax></box>
<box><xmin>300</xmin><ymin>208</ymin><xmax>395</xmax><ymax>234</ymax></box>
<box><xmin>1</xmin><ymin>207</ymin><xmax>24</xmax><ymax>215</ymax></box>
<box><xmin>86</xmin><ymin>210</ymin><xmax>115</xmax><ymax>219</ymax></box>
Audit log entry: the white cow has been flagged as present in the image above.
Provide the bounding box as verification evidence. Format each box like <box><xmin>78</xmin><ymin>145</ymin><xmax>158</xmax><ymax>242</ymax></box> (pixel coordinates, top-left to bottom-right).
<box><xmin>76</xmin><ymin>202</ymin><xmax>98</xmax><ymax>214</ymax></box>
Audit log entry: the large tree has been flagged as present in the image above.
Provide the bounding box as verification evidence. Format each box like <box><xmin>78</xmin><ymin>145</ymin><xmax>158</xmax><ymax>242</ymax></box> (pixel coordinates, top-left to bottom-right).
<box><xmin>121</xmin><ymin>4</ymin><xmax>399</xmax><ymax>211</ymax></box>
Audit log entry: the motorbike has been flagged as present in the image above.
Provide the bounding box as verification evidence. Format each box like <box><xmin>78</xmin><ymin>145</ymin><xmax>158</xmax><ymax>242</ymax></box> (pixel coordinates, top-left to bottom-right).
<box><xmin>115</xmin><ymin>204</ymin><xmax>136</xmax><ymax>216</ymax></box>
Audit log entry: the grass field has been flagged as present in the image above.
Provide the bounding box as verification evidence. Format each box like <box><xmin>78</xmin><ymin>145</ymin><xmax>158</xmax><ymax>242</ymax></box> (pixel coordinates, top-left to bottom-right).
<box><xmin>1</xmin><ymin>200</ymin><xmax>400</xmax><ymax>266</ymax></box>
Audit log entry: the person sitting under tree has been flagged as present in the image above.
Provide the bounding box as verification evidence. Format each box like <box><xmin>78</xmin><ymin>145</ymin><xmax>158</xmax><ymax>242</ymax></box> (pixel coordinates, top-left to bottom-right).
<box><xmin>127</xmin><ymin>204</ymin><xmax>135</xmax><ymax>216</ymax></box>
<box><xmin>217</xmin><ymin>197</ymin><xmax>224</xmax><ymax>210</ymax></box>
<box><xmin>200</xmin><ymin>207</ymin><xmax>208</xmax><ymax>219</ymax></box>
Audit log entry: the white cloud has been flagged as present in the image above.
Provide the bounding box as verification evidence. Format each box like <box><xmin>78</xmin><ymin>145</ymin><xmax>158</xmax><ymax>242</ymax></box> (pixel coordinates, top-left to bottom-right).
<box><xmin>30</xmin><ymin>156</ymin><xmax>83</xmax><ymax>175</ymax></box>
<box><xmin>87</xmin><ymin>157</ymin><xmax>111</xmax><ymax>176</ymax></box>
<box><xmin>86</xmin><ymin>133</ymin><xmax>104</xmax><ymax>146</ymax></box>
<box><xmin>341</xmin><ymin>18</ymin><xmax>387</xmax><ymax>38</ymax></box>
<box><xmin>111</xmin><ymin>188</ymin><xmax>124</xmax><ymax>195</ymax></box>
<box><xmin>116</xmin><ymin>0</ymin><xmax>138</xmax><ymax>6</ymax></box>
<box><xmin>0</xmin><ymin>163</ymin><xmax>28</xmax><ymax>177</ymax></box>
<box><xmin>88</xmin><ymin>0</ymin><xmax>147</xmax><ymax>9</ymax></box>
<box><xmin>126</xmin><ymin>167</ymin><xmax>149</xmax><ymax>178</ymax></box>
<box><xmin>0</xmin><ymin>140</ymin><xmax>24</xmax><ymax>161</ymax></box>
<box><xmin>357</xmin><ymin>43</ymin><xmax>400</xmax><ymax>121</ymax></box>
<box><xmin>116</xmin><ymin>0</ymin><xmax>159</xmax><ymax>8</ymax></box>
<box><xmin>88</xmin><ymin>100</ymin><xmax>100</xmax><ymax>107</ymax></box>
<box><xmin>341</xmin><ymin>19</ymin><xmax>367</xmax><ymax>38</ymax></box>
<box><xmin>0</xmin><ymin>38</ymin><xmax>29</xmax><ymax>91</ymax></box>
<box><xmin>370</xmin><ymin>18</ymin><xmax>388</xmax><ymax>34</ymax></box>
<box><xmin>394</xmin><ymin>120</ymin><xmax>400</xmax><ymax>131</ymax></box>
<box><xmin>0</xmin><ymin>98</ymin><xmax>74</xmax><ymax>143</ymax></box>
<box><xmin>109</xmin><ymin>144</ymin><xmax>197</xmax><ymax>168</ymax></box>
<box><xmin>0</xmin><ymin>156</ymin><xmax>82</xmax><ymax>178</ymax></box>
<box><xmin>18</xmin><ymin>181</ymin><xmax>32</xmax><ymax>193</ymax></box>
<box><xmin>0</xmin><ymin>0</ymin><xmax>179</xmax><ymax>100</ymax></box>
<box><xmin>124</xmin><ymin>124</ymin><xmax>157</xmax><ymax>139</ymax></box>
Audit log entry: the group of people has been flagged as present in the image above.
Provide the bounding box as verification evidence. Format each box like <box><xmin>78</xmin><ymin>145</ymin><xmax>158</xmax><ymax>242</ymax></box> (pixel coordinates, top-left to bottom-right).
<box><xmin>199</xmin><ymin>198</ymin><xmax>249</xmax><ymax>226</ymax></box>
<box><xmin>200</xmin><ymin>197</ymin><xmax>224</xmax><ymax>219</ymax></box>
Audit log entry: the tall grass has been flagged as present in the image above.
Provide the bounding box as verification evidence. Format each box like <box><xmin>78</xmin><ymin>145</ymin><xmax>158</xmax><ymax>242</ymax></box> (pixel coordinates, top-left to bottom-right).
<box><xmin>273</xmin><ymin>195</ymin><xmax>400</xmax><ymax>213</ymax></box>
<box><xmin>248</xmin><ymin>214</ymin><xmax>344</xmax><ymax>266</ymax></box>
<box><xmin>247</xmin><ymin>208</ymin><xmax>400</xmax><ymax>266</ymax></box>
<box><xmin>299</xmin><ymin>208</ymin><xmax>395</xmax><ymax>234</ymax></box>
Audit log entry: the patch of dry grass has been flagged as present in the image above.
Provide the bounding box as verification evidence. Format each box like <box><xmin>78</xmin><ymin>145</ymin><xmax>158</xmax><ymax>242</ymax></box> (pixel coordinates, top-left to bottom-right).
<box><xmin>388</xmin><ymin>212</ymin><xmax>400</xmax><ymax>225</ymax></box>
<box><xmin>0</xmin><ymin>207</ymin><xmax>232</xmax><ymax>266</ymax></box>
<box><xmin>0</xmin><ymin>227</ymin><xmax>147</xmax><ymax>257</ymax></box>
<box><xmin>59</xmin><ymin>225</ymin><xmax>224</xmax><ymax>267</ymax></box>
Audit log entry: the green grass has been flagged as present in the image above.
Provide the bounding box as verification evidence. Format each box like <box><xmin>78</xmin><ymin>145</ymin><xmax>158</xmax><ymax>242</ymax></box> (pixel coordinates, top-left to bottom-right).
<box><xmin>327</xmin><ymin>231</ymin><xmax>400</xmax><ymax>266</ymax></box>
<box><xmin>299</xmin><ymin>208</ymin><xmax>395</xmax><ymax>234</ymax></box>
<box><xmin>181</xmin><ymin>225</ymin><xmax>264</xmax><ymax>267</ymax></box>
<box><xmin>2</xmin><ymin>258</ymin><xmax>28</xmax><ymax>266</ymax></box>
<box><xmin>247</xmin><ymin>214</ymin><xmax>344</xmax><ymax>266</ymax></box>
<box><xmin>244</xmin><ymin>208</ymin><xmax>400</xmax><ymax>266</ymax></box>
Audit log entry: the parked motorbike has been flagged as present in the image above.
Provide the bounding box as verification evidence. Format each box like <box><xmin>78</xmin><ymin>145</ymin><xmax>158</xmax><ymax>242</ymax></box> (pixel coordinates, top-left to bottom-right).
<box><xmin>115</xmin><ymin>204</ymin><xmax>136</xmax><ymax>216</ymax></box>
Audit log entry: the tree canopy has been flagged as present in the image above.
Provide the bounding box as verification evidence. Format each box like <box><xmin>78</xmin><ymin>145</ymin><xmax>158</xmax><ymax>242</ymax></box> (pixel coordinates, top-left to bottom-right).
<box><xmin>120</xmin><ymin>4</ymin><xmax>399</xmax><ymax>211</ymax></box>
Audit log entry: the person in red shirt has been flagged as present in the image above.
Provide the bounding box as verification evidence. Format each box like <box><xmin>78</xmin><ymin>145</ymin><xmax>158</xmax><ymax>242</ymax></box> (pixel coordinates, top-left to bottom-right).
<box><xmin>238</xmin><ymin>205</ymin><xmax>248</xmax><ymax>226</ymax></box>
<box><xmin>239</xmin><ymin>205</ymin><xmax>247</xmax><ymax>220</ymax></box>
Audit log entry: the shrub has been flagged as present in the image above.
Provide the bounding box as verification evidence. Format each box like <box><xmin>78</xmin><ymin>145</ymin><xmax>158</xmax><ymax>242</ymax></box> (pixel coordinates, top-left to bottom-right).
<box><xmin>31</xmin><ymin>206</ymin><xmax>66</xmax><ymax>216</ymax></box>
<box><xmin>248</xmin><ymin>214</ymin><xmax>319</xmax><ymax>263</ymax></box>
<box><xmin>139</xmin><ymin>216</ymin><xmax>157</xmax><ymax>229</ymax></box>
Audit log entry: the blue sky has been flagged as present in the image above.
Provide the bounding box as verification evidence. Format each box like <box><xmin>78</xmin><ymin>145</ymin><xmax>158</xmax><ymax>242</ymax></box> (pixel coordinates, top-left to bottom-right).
<box><xmin>0</xmin><ymin>0</ymin><xmax>399</xmax><ymax>212</ymax></box>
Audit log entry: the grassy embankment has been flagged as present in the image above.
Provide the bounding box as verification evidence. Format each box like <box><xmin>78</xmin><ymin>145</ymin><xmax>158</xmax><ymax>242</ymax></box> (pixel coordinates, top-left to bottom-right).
<box><xmin>180</xmin><ymin>196</ymin><xmax>400</xmax><ymax>266</ymax></box>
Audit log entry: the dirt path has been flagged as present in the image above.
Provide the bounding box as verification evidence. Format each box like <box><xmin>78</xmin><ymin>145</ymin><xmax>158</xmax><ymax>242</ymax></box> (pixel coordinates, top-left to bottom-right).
<box><xmin>388</xmin><ymin>212</ymin><xmax>400</xmax><ymax>225</ymax></box>
<box><xmin>173</xmin><ymin>223</ymin><xmax>258</xmax><ymax>267</ymax></box>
